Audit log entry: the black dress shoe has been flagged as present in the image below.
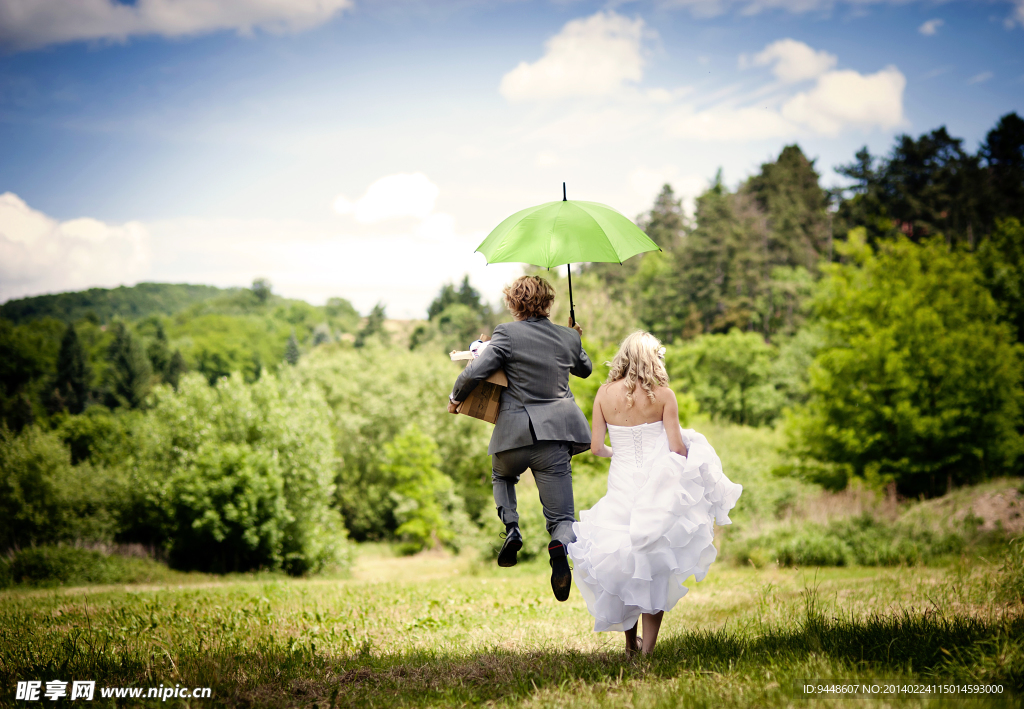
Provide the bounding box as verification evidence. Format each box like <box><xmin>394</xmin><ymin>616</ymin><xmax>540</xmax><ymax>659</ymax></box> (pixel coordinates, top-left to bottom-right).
<box><xmin>497</xmin><ymin>526</ymin><xmax>523</xmax><ymax>567</ymax></box>
<box><xmin>548</xmin><ymin>540</ymin><xmax>571</xmax><ymax>601</ymax></box>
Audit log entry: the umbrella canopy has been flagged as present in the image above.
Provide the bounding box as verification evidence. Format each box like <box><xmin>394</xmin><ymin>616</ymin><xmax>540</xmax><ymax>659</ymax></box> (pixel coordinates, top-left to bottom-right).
<box><xmin>476</xmin><ymin>199</ymin><xmax>658</xmax><ymax>269</ymax></box>
<box><xmin>475</xmin><ymin>186</ymin><xmax>660</xmax><ymax>326</ymax></box>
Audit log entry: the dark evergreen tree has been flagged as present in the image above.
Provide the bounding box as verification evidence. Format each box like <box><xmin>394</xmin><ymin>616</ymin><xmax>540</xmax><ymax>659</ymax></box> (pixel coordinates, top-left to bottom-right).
<box><xmin>980</xmin><ymin>112</ymin><xmax>1024</xmax><ymax>227</ymax></box>
<box><xmin>146</xmin><ymin>321</ymin><xmax>171</xmax><ymax>380</ymax></box>
<box><xmin>427</xmin><ymin>276</ymin><xmax>490</xmax><ymax>320</ymax></box>
<box><xmin>167</xmin><ymin>350</ymin><xmax>187</xmax><ymax>390</ymax></box>
<box><xmin>640</xmin><ymin>184</ymin><xmax>686</xmax><ymax>249</ymax></box>
<box><xmin>104</xmin><ymin>322</ymin><xmax>153</xmax><ymax>409</ymax></box>
<box><xmin>639</xmin><ymin>150</ymin><xmax>824</xmax><ymax>343</ymax></box>
<box><xmin>53</xmin><ymin>323</ymin><xmax>91</xmax><ymax>414</ymax></box>
<box><xmin>743</xmin><ymin>145</ymin><xmax>829</xmax><ymax>271</ymax></box>
<box><xmin>285</xmin><ymin>333</ymin><xmax>300</xmax><ymax>365</ymax></box>
<box><xmin>355</xmin><ymin>303</ymin><xmax>388</xmax><ymax>348</ymax></box>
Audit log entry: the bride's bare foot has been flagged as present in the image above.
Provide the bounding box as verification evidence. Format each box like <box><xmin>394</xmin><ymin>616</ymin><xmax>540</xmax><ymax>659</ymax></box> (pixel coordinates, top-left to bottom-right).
<box><xmin>625</xmin><ymin>635</ymin><xmax>642</xmax><ymax>658</ymax></box>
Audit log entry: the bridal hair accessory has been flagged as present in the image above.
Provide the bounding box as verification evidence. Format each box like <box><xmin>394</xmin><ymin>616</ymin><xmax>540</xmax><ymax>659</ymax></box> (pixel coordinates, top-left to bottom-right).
<box><xmin>657</xmin><ymin>346</ymin><xmax>666</xmax><ymax>360</ymax></box>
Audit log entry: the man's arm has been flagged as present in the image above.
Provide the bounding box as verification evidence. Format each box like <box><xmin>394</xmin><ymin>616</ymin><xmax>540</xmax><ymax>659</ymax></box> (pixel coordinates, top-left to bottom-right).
<box><xmin>570</xmin><ymin>330</ymin><xmax>593</xmax><ymax>379</ymax></box>
<box><xmin>450</xmin><ymin>325</ymin><xmax>511</xmax><ymax>402</ymax></box>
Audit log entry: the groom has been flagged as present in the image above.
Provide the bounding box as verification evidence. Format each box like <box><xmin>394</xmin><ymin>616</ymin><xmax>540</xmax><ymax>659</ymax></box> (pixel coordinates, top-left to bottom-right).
<box><xmin>448</xmin><ymin>275</ymin><xmax>593</xmax><ymax>601</ymax></box>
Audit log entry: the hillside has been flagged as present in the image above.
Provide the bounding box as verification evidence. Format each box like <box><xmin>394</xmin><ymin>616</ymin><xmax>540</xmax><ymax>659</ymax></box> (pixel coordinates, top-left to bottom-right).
<box><xmin>0</xmin><ymin>283</ymin><xmax>229</xmax><ymax>324</ymax></box>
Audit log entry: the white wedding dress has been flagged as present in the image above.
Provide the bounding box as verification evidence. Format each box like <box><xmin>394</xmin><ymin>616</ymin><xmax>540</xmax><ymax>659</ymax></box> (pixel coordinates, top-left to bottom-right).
<box><xmin>567</xmin><ymin>422</ymin><xmax>742</xmax><ymax>632</ymax></box>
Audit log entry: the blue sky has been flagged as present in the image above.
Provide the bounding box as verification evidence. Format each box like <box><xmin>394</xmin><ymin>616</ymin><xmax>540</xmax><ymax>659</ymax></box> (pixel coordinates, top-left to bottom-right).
<box><xmin>1</xmin><ymin>0</ymin><xmax>1022</xmax><ymax>316</ymax></box>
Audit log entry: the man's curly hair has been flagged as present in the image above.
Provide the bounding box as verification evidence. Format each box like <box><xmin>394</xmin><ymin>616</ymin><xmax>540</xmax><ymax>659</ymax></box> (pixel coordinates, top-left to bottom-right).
<box><xmin>503</xmin><ymin>275</ymin><xmax>555</xmax><ymax>319</ymax></box>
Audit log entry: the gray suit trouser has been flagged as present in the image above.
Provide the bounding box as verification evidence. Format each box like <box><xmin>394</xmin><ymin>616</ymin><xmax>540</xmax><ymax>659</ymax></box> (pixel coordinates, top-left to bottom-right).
<box><xmin>492</xmin><ymin>441</ymin><xmax>576</xmax><ymax>546</ymax></box>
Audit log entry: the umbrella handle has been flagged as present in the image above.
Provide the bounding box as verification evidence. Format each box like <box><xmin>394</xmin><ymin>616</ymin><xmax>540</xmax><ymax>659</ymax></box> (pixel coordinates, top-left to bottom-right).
<box><xmin>567</xmin><ymin>263</ymin><xmax>575</xmax><ymax>328</ymax></box>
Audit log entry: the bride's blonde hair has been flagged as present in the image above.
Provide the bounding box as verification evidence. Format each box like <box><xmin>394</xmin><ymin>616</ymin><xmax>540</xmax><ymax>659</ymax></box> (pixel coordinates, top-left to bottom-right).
<box><xmin>606</xmin><ymin>331</ymin><xmax>668</xmax><ymax>408</ymax></box>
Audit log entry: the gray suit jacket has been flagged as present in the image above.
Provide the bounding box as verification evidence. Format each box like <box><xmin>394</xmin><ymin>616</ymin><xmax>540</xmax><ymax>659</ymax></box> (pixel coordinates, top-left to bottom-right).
<box><xmin>452</xmin><ymin>316</ymin><xmax>593</xmax><ymax>456</ymax></box>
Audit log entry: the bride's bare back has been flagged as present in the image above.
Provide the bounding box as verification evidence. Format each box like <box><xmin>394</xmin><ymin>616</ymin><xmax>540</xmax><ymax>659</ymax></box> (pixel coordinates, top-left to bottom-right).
<box><xmin>591</xmin><ymin>380</ymin><xmax>688</xmax><ymax>457</ymax></box>
<box><xmin>598</xmin><ymin>379</ymin><xmax>673</xmax><ymax>426</ymax></box>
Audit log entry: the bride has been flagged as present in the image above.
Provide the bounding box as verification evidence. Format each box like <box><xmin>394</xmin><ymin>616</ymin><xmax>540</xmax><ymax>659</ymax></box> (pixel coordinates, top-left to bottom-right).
<box><xmin>567</xmin><ymin>331</ymin><xmax>742</xmax><ymax>657</ymax></box>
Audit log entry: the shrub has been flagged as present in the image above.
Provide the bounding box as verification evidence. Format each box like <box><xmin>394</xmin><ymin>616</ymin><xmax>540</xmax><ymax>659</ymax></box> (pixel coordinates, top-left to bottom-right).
<box><xmin>166</xmin><ymin>443</ymin><xmax>290</xmax><ymax>572</ymax></box>
<box><xmin>0</xmin><ymin>546</ymin><xmax>181</xmax><ymax>589</ymax></box>
<box><xmin>732</xmin><ymin>513</ymin><xmax>973</xmax><ymax>568</ymax></box>
<box><xmin>129</xmin><ymin>372</ymin><xmax>348</xmax><ymax>575</ymax></box>
<box><xmin>776</xmin><ymin>532</ymin><xmax>851</xmax><ymax>567</ymax></box>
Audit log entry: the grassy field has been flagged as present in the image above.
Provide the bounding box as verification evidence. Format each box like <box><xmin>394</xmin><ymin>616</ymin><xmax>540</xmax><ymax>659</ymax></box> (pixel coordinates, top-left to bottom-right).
<box><xmin>2</xmin><ymin>543</ymin><xmax>1022</xmax><ymax>708</ymax></box>
<box><xmin>3</xmin><ymin>420</ymin><xmax>1021</xmax><ymax>707</ymax></box>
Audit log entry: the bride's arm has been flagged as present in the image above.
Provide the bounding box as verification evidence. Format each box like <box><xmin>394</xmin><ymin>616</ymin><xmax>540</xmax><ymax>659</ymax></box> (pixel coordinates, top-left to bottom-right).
<box><xmin>590</xmin><ymin>387</ymin><xmax>613</xmax><ymax>458</ymax></box>
<box><xmin>661</xmin><ymin>389</ymin><xmax>688</xmax><ymax>456</ymax></box>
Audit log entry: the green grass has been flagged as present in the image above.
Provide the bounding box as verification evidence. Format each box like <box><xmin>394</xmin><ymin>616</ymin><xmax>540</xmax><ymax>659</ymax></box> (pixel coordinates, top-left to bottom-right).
<box><xmin>1</xmin><ymin>545</ymin><xmax>1021</xmax><ymax>708</ymax></box>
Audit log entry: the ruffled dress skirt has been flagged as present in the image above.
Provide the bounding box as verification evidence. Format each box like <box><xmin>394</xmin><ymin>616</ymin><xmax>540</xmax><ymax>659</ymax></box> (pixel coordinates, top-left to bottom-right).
<box><xmin>567</xmin><ymin>422</ymin><xmax>742</xmax><ymax>632</ymax></box>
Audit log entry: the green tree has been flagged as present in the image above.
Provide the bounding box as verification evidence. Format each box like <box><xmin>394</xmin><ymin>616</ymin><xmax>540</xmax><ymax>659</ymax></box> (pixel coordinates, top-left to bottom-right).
<box><xmin>383</xmin><ymin>425</ymin><xmax>465</xmax><ymax>553</ymax></box>
<box><xmin>103</xmin><ymin>323</ymin><xmax>152</xmax><ymax>409</ymax></box>
<box><xmin>628</xmin><ymin>150</ymin><xmax>826</xmax><ymax>343</ymax></box>
<box><xmin>145</xmin><ymin>321</ymin><xmax>171</xmax><ymax>379</ymax></box>
<box><xmin>325</xmin><ymin>297</ymin><xmax>361</xmax><ymax>333</ymax></box>
<box><xmin>978</xmin><ymin>218</ymin><xmax>1024</xmax><ymax>344</ymax></box>
<box><xmin>0</xmin><ymin>318</ymin><xmax>62</xmax><ymax>430</ymax></box>
<box><xmin>786</xmin><ymin>230</ymin><xmax>1024</xmax><ymax>496</ymax></box>
<box><xmin>640</xmin><ymin>183</ymin><xmax>687</xmax><ymax>249</ymax></box>
<box><xmin>666</xmin><ymin>330</ymin><xmax>787</xmax><ymax>426</ymax></box>
<box><xmin>354</xmin><ymin>303</ymin><xmax>388</xmax><ymax>348</ymax></box>
<box><xmin>251</xmin><ymin>277</ymin><xmax>272</xmax><ymax>305</ymax></box>
<box><xmin>979</xmin><ymin>112</ymin><xmax>1024</xmax><ymax>226</ymax></box>
<box><xmin>744</xmin><ymin>145</ymin><xmax>830</xmax><ymax>272</ymax></box>
<box><xmin>166</xmin><ymin>350</ymin><xmax>187</xmax><ymax>390</ymax></box>
<box><xmin>52</xmin><ymin>323</ymin><xmax>91</xmax><ymax>414</ymax></box>
<box><xmin>285</xmin><ymin>332</ymin><xmax>300</xmax><ymax>365</ymax></box>
<box><xmin>834</xmin><ymin>117</ymin><xmax>1024</xmax><ymax>246</ymax></box>
<box><xmin>0</xmin><ymin>426</ymin><xmax>121</xmax><ymax>552</ymax></box>
<box><xmin>427</xmin><ymin>275</ymin><xmax>491</xmax><ymax>320</ymax></box>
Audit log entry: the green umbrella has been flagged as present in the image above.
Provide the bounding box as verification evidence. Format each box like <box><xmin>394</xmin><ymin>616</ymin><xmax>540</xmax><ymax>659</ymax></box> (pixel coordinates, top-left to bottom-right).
<box><xmin>475</xmin><ymin>183</ymin><xmax>659</xmax><ymax>326</ymax></box>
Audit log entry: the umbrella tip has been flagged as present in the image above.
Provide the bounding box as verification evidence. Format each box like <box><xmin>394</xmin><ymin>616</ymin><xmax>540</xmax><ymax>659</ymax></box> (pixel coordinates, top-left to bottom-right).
<box><xmin>563</xmin><ymin>182</ymin><xmax>566</xmax><ymax>201</ymax></box>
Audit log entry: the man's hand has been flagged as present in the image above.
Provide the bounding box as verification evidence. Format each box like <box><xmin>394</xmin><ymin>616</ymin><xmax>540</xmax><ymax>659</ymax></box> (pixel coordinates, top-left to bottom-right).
<box><xmin>447</xmin><ymin>399</ymin><xmax>460</xmax><ymax>414</ymax></box>
<box><xmin>569</xmin><ymin>317</ymin><xmax>583</xmax><ymax>336</ymax></box>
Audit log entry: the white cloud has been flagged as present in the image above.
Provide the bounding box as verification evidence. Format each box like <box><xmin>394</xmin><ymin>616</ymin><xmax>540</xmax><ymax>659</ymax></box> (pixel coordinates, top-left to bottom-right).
<box><xmin>664</xmin><ymin>0</ymin><xmax>1014</xmax><ymax>20</ymax></box>
<box><xmin>0</xmin><ymin>192</ymin><xmax>151</xmax><ymax>302</ymax></box>
<box><xmin>781</xmin><ymin>65</ymin><xmax>906</xmax><ymax>136</ymax></box>
<box><xmin>0</xmin><ymin>0</ymin><xmax>351</xmax><ymax>51</ymax></box>
<box><xmin>669</xmin><ymin>105</ymin><xmax>797</xmax><ymax>141</ymax></box>
<box><xmin>333</xmin><ymin>173</ymin><xmax>439</xmax><ymax>224</ymax></box>
<box><xmin>499</xmin><ymin>11</ymin><xmax>647</xmax><ymax>103</ymax></box>
<box><xmin>918</xmin><ymin>18</ymin><xmax>943</xmax><ymax>35</ymax></box>
<box><xmin>667</xmin><ymin>40</ymin><xmax>906</xmax><ymax>142</ymax></box>
<box><xmin>746</xmin><ymin>38</ymin><xmax>837</xmax><ymax>83</ymax></box>
<box><xmin>968</xmin><ymin>71</ymin><xmax>994</xmax><ymax>84</ymax></box>
<box><xmin>1005</xmin><ymin>0</ymin><xmax>1024</xmax><ymax>28</ymax></box>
